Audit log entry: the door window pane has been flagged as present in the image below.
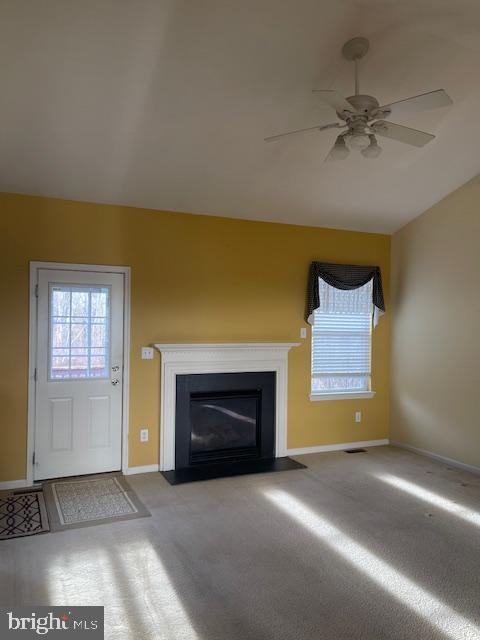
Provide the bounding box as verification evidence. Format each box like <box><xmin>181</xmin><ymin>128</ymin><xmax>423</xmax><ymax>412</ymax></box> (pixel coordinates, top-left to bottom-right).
<box><xmin>49</xmin><ymin>285</ymin><xmax>110</xmax><ymax>380</ymax></box>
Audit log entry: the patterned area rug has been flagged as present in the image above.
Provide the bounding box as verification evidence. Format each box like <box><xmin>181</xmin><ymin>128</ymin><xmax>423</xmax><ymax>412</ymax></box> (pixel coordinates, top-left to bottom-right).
<box><xmin>0</xmin><ymin>491</ymin><xmax>50</xmax><ymax>540</ymax></box>
<box><xmin>43</xmin><ymin>474</ymin><xmax>150</xmax><ymax>532</ymax></box>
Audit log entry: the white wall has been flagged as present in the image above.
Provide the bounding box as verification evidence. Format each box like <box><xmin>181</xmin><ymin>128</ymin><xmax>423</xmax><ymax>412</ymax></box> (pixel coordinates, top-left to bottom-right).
<box><xmin>391</xmin><ymin>176</ymin><xmax>480</xmax><ymax>467</ymax></box>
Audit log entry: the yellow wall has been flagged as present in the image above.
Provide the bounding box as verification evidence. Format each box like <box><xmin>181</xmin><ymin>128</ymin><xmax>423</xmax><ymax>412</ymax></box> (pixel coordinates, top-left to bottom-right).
<box><xmin>391</xmin><ymin>176</ymin><xmax>480</xmax><ymax>467</ymax></box>
<box><xmin>0</xmin><ymin>192</ymin><xmax>390</xmax><ymax>481</ymax></box>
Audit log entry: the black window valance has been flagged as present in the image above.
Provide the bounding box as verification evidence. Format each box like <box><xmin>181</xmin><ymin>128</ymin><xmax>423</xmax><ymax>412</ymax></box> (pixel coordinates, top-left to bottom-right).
<box><xmin>305</xmin><ymin>262</ymin><xmax>385</xmax><ymax>326</ymax></box>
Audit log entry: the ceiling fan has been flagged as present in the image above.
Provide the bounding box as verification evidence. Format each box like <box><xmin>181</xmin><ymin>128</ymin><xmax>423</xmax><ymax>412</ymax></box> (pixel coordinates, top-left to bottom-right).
<box><xmin>264</xmin><ymin>37</ymin><xmax>453</xmax><ymax>160</ymax></box>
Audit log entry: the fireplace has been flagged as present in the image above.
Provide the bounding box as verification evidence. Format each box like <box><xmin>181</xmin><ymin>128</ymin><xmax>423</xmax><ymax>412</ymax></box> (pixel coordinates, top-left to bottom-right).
<box><xmin>175</xmin><ymin>372</ymin><xmax>275</xmax><ymax>469</ymax></box>
<box><xmin>154</xmin><ymin>342</ymin><xmax>305</xmax><ymax>483</ymax></box>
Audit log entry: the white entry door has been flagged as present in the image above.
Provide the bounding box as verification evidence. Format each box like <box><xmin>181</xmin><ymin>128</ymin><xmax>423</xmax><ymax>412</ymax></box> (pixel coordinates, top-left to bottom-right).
<box><xmin>34</xmin><ymin>268</ymin><xmax>125</xmax><ymax>480</ymax></box>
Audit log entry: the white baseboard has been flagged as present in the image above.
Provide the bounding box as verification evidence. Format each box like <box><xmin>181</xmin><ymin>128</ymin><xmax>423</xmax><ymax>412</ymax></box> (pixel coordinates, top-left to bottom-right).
<box><xmin>390</xmin><ymin>441</ymin><xmax>480</xmax><ymax>476</ymax></box>
<box><xmin>125</xmin><ymin>464</ymin><xmax>159</xmax><ymax>475</ymax></box>
<box><xmin>2</xmin><ymin>466</ymin><xmax>161</xmax><ymax>487</ymax></box>
<box><xmin>287</xmin><ymin>439</ymin><xmax>389</xmax><ymax>457</ymax></box>
<box><xmin>0</xmin><ymin>479</ymin><xmax>29</xmax><ymax>491</ymax></box>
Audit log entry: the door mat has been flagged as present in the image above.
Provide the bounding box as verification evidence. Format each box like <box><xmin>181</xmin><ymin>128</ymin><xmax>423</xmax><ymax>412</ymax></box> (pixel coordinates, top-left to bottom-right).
<box><xmin>0</xmin><ymin>491</ymin><xmax>50</xmax><ymax>540</ymax></box>
<box><xmin>42</xmin><ymin>474</ymin><xmax>150</xmax><ymax>532</ymax></box>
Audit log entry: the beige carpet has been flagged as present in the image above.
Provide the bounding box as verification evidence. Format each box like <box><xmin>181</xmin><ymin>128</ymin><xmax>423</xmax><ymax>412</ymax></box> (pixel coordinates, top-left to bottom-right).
<box><xmin>1</xmin><ymin>446</ymin><xmax>480</xmax><ymax>640</ymax></box>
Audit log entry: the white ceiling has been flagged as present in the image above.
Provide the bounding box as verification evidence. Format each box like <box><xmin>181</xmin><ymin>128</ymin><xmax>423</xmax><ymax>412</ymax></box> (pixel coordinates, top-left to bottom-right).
<box><xmin>1</xmin><ymin>0</ymin><xmax>479</xmax><ymax>233</ymax></box>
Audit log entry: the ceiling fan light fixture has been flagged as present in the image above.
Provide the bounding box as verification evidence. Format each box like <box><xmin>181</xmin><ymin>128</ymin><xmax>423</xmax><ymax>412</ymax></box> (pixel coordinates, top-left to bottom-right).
<box><xmin>329</xmin><ymin>135</ymin><xmax>350</xmax><ymax>160</ymax></box>
<box><xmin>348</xmin><ymin>133</ymin><xmax>371</xmax><ymax>150</ymax></box>
<box><xmin>361</xmin><ymin>134</ymin><xmax>382</xmax><ymax>159</ymax></box>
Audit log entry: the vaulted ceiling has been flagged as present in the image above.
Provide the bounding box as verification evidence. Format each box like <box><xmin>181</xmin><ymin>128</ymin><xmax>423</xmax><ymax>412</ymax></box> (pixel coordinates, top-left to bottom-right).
<box><xmin>1</xmin><ymin>0</ymin><xmax>479</xmax><ymax>232</ymax></box>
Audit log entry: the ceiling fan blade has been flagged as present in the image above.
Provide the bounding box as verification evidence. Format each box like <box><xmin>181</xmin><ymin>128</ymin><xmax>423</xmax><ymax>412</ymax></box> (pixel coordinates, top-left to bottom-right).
<box><xmin>372</xmin><ymin>120</ymin><xmax>435</xmax><ymax>147</ymax></box>
<box><xmin>378</xmin><ymin>89</ymin><xmax>452</xmax><ymax>117</ymax></box>
<box><xmin>312</xmin><ymin>90</ymin><xmax>354</xmax><ymax>114</ymax></box>
<box><xmin>264</xmin><ymin>122</ymin><xmax>341</xmax><ymax>142</ymax></box>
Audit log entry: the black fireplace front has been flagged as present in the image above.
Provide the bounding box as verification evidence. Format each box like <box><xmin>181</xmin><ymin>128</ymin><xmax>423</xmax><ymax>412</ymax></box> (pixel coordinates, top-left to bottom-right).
<box><xmin>175</xmin><ymin>371</ymin><xmax>276</xmax><ymax>470</ymax></box>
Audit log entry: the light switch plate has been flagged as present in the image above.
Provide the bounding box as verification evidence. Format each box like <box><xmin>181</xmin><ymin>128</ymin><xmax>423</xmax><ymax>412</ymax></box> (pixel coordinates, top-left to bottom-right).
<box><xmin>141</xmin><ymin>347</ymin><xmax>154</xmax><ymax>360</ymax></box>
<box><xmin>355</xmin><ymin>411</ymin><xmax>362</xmax><ymax>423</ymax></box>
<box><xmin>300</xmin><ymin>327</ymin><xmax>307</xmax><ymax>339</ymax></box>
<box><xmin>140</xmin><ymin>428</ymin><xmax>149</xmax><ymax>442</ymax></box>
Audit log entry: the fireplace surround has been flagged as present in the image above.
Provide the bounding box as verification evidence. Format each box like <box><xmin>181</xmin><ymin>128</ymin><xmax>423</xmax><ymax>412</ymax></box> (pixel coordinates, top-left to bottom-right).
<box><xmin>154</xmin><ymin>343</ymin><xmax>301</xmax><ymax>481</ymax></box>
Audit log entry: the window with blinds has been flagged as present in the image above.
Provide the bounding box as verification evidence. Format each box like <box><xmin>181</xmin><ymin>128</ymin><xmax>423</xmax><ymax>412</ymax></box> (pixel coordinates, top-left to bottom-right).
<box><xmin>311</xmin><ymin>278</ymin><xmax>373</xmax><ymax>394</ymax></box>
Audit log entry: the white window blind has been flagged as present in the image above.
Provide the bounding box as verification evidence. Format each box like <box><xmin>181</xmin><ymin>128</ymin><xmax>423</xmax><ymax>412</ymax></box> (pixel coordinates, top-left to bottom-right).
<box><xmin>311</xmin><ymin>278</ymin><xmax>373</xmax><ymax>394</ymax></box>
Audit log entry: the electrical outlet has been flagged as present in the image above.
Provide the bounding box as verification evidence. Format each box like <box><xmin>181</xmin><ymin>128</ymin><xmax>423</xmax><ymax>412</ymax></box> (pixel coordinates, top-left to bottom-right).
<box><xmin>300</xmin><ymin>327</ymin><xmax>307</xmax><ymax>339</ymax></box>
<box><xmin>140</xmin><ymin>428</ymin><xmax>149</xmax><ymax>442</ymax></box>
<box><xmin>141</xmin><ymin>347</ymin><xmax>154</xmax><ymax>360</ymax></box>
<box><xmin>355</xmin><ymin>411</ymin><xmax>362</xmax><ymax>423</ymax></box>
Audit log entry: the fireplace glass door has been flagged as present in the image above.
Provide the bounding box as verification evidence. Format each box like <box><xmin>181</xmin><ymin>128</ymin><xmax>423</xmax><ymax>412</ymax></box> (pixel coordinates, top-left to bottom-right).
<box><xmin>190</xmin><ymin>391</ymin><xmax>260</xmax><ymax>464</ymax></box>
<box><xmin>175</xmin><ymin>371</ymin><xmax>275</xmax><ymax>470</ymax></box>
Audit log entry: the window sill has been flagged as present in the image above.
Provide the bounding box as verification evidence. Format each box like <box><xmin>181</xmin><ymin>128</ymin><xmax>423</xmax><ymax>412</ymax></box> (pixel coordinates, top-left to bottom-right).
<box><xmin>309</xmin><ymin>391</ymin><xmax>376</xmax><ymax>402</ymax></box>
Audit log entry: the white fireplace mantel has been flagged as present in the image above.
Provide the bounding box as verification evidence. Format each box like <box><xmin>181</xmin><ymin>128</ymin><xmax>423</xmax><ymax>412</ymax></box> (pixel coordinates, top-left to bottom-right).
<box><xmin>154</xmin><ymin>343</ymin><xmax>300</xmax><ymax>471</ymax></box>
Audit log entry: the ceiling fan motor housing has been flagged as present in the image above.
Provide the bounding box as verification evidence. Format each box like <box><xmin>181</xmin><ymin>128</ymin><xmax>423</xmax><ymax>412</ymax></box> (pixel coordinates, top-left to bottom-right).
<box><xmin>337</xmin><ymin>95</ymin><xmax>381</xmax><ymax>146</ymax></box>
<box><xmin>338</xmin><ymin>94</ymin><xmax>380</xmax><ymax>119</ymax></box>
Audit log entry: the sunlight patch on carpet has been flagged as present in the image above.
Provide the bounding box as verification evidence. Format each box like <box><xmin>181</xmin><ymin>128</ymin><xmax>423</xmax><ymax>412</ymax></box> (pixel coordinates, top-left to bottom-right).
<box><xmin>263</xmin><ymin>488</ymin><xmax>480</xmax><ymax>640</ymax></box>
<box><xmin>374</xmin><ymin>473</ymin><xmax>480</xmax><ymax>527</ymax></box>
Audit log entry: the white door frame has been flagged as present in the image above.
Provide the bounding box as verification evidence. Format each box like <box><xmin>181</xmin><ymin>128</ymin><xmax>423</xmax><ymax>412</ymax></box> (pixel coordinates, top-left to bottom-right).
<box><xmin>27</xmin><ymin>261</ymin><xmax>131</xmax><ymax>485</ymax></box>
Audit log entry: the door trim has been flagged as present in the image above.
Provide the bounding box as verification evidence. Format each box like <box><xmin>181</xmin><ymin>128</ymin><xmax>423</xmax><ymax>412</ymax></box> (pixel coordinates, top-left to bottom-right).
<box><xmin>27</xmin><ymin>261</ymin><xmax>131</xmax><ymax>485</ymax></box>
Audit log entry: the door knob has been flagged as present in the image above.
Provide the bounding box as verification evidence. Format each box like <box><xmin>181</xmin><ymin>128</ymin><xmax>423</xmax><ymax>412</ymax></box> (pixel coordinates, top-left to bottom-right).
<box><xmin>111</xmin><ymin>379</ymin><xmax>119</xmax><ymax>386</ymax></box>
